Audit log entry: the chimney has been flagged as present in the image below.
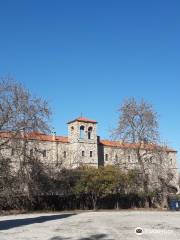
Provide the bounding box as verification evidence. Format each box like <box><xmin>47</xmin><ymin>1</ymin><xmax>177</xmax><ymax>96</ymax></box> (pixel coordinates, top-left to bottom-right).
<box><xmin>52</xmin><ymin>131</ymin><xmax>56</xmax><ymax>141</ymax></box>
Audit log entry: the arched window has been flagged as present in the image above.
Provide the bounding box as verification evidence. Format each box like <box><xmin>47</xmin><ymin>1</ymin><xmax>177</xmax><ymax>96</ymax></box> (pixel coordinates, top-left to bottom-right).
<box><xmin>88</xmin><ymin>127</ymin><xmax>93</xmax><ymax>139</ymax></box>
<box><xmin>43</xmin><ymin>150</ymin><xmax>46</xmax><ymax>157</ymax></box>
<box><xmin>11</xmin><ymin>148</ymin><xmax>15</xmax><ymax>156</ymax></box>
<box><xmin>30</xmin><ymin>149</ymin><xmax>33</xmax><ymax>157</ymax></box>
<box><xmin>149</xmin><ymin>156</ymin><xmax>153</xmax><ymax>163</ymax></box>
<box><xmin>71</xmin><ymin>126</ymin><xmax>74</xmax><ymax>135</ymax></box>
<box><xmin>80</xmin><ymin>125</ymin><xmax>85</xmax><ymax>139</ymax></box>
<box><xmin>115</xmin><ymin>154</ymin><xmax>118</xmax><ymax>162</ymax></box>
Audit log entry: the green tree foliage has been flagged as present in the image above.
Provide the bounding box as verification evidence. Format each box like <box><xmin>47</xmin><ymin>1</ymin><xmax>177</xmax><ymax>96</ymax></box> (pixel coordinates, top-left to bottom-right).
<box><xmin>74</xmin><ymin>166</ymin><xmax>130</xmax><ymax>209</ymax></box>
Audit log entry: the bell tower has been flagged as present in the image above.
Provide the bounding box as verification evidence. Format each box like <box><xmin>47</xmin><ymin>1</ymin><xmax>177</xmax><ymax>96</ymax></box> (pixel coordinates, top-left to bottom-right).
<box><xmin>67</xmin><ymin>117</ymin><xmax>98</xmax><ymax>167</ymax></box>
<box><xmin>67</xmin><ymin>117</ymin><xmax>97</xmax><ymax>144</ymax></box>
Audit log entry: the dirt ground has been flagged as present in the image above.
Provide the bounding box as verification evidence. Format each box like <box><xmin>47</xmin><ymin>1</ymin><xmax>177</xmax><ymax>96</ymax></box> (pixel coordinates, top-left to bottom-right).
<box><xmin>0</xmin><ymin>210</ymin><xmax>180</xmax><ymax>240</ymax></box>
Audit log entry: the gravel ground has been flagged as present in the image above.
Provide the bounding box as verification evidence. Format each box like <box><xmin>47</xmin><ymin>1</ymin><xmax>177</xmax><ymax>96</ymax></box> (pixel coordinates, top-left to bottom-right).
<box><xmin>0</xmin><ymin>211</ymin><xmax>180</xmax><ymax>240</ymax></box>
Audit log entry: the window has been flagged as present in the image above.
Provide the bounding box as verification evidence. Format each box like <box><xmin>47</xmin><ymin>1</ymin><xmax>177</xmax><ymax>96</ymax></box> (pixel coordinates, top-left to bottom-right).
<box><xmin>90</xmin><ymin>151</ymin><xmax>93</xmax><ymax>157</ymax></box>
<box><xmin>170</xmin><ymin>159</ymin><xmax>173</xmax><ymax>165</ymax></box>
<box><xmin>128</xmin><ymin>155</ymin><xmax>131</xmax><ymax>162</ymax></box>
<box><xmin>63</xmin><ymin>151</ymin><xmax>66</xmax><ymax>158</ymax></box>
<box><xmin>149</xmin><ymin>156</ymin><xmax>153</xmax><ymax>163</ymax></box>
<box><xmin>115</xmin><ymin>154</ymin><xmax>118</xmax><ymax>161</ymax></box>
<box><xmin>6</xmin><ymin>158</ymin><xmax>11</xmax><ymax>164</ymax></box>
<box><xmin>82</xmin><ymin>151</ymin><xmax>85</xmax><ymax>157</ymax></box>
<box><xmin>80</xmin><ymin>125</ymin><xmax>85</xmax><ymax>139</ymax></box>
<box><xmin>43</xmin><ymin>150</ymin><xmax>46</xmax><ymax>157</ymax></box>
<box><xmin>71</xmin><ymin>126</ymin><xmax>74</xmax><ymax>134</ymax></box>
<box><xmin>30</xmin><ymin>149</ymin><xmax>33</xmax><ymax>157</ymax></box>
<box><xmin>105</xmin><ymin>154</ymin><xmax>108</xmax><ymax>161</ymax></box>
<box><xmin>11</xmin><ymin>148</ymin><xmax>15</xmax><ymax>156</ymax></box>
<box><xmin>88</xmin><ymin>127</ymin><xmax>93</xmax><ymax>139</ymax></box>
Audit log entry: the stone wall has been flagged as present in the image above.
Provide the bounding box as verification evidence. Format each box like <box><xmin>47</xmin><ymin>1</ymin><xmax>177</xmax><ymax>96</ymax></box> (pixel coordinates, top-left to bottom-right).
<box><xmin>0</xmin><ymin>118</ymin><xmax>178</xmax><ymax>190</ymax></box>
<box><xmin>101</xmin><ymin>144</ymin><xmax>178</xmax><ymax>189</ymax></box>
<box><xmin>67</xmin><ymin>120</ymin><xmax>98</xmax><ymax>167</ymax></box>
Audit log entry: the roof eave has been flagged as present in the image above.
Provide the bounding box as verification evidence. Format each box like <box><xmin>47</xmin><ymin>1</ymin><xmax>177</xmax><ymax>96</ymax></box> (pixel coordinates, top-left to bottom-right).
<box><xmin>67</xmin><ymin>119</ymin><xmax>98</xmax><ymax>124</ymax></box>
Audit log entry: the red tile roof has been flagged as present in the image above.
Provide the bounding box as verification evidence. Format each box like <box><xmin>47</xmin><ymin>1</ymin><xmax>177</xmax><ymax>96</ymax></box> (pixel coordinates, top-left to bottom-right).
<box><xmin>67</xmin><ymin>117</ymin><xmax>97</xmax><ymax>124</ymax></box>
<box><xmin>54</xmin><ymin>136</ymin><xmax>68</xmax><ymax>143</ymax></box>
<box><xmin>0</xmin><ymin>131</ymin><xmax>69</xmax><ymax>143</ymax></box>
<box><xmin>100</xmin><ymin>139</ymin><xmax>177</xmax><ymax>153</ymax></box>
<box><xmin>27</xmin><ymin>132</ymin><xmax>69</xmax><ymax>143</ymax></box>
<box><xmin>0</xmin><ymin>131</ymin><xmax>176</xmax><ymax>152</ymax></box>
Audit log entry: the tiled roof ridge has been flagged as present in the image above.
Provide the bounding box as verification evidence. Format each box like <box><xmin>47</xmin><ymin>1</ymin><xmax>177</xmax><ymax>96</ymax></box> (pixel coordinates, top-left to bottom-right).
<box><xmin>100</xmin><ymin>139</ymin><xmax>177</xmax><ymax>152</ymax></box>
<box><xmin>0</xmin><ymin>131</ymin><xmax>177</xmax><ymax>152</ymax></box>
<box><xmin>67</xmin><ymin>117</ymin><xmax>97</xmax><ymax>124</ymax></box>
<box><xmin>0</xmin><ymin>131</ymin><xmax>69</xmax><ymax>143</ymax></box>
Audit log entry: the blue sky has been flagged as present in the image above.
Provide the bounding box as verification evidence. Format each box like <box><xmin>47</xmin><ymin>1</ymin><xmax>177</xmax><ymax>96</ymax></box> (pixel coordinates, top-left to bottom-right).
<box><xmin>0</xmin><ymin>1</ymin><xmax>179</xmax><ymax>165</ymax></box>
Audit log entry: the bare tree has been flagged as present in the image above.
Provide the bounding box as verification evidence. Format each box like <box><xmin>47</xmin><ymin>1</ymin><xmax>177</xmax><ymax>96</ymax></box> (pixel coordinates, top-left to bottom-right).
<box><xmin>115</xmin><ymin>97</ymin><xmax>159</xmax><ymax>143</ymax></box>
<box><xmin>114</xmin><ymin>97</ymin><xmax>176</xmax><ymax>207</ymax></box>
<box><xmin>0</xmin><ymin>76</ymin><xmax>52</xmax><ymax>206</ymax></box>
<box><xmin>0</xmin><ymin>76</ymin><xmax>51</xmax><ymax>137</ymax></box>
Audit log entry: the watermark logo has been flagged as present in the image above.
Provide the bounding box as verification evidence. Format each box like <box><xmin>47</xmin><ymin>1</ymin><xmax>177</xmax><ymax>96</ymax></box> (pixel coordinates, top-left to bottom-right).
<box><xmin>134</xmin><ymin>227</ymin><xmax>174</xmax><ymax>236</ymax></box>
<box><xmin>135</xmin><ymin>227</ymin><xmax>143</xmax><ymax>235</ymax></box>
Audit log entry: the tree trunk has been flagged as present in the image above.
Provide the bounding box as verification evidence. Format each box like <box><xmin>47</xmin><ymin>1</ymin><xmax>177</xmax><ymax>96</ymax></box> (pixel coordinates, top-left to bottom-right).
<box><xmin>92</xmin><ymin>198</ymin><xmax>97</xmax><ymax>210</ymax></box>
<box><xmin>91</xmin><ymin>194</ymin><xmax>97</xmax><ymax>210</ymax></box>
<box><xmin>144</xmin><ymin>198</ymin><xmax>150</xmax><ymax>208</ymax></box>
<box><xmin>115</xmin><ymin>193</ymin><xmax>119</xmax><ymax>210</ymax></box>
<box><xmin>161</xmin><ymin>191</ymin><xmax>168</xmax><ymax>208</ymax></box>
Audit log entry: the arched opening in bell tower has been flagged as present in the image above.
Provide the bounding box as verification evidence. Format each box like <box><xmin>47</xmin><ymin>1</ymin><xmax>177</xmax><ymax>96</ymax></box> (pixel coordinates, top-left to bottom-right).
<box><xmin>88</xmin><ymin>126</ymin><xmax>93</xmax><ymax>139</ymax></box>
<box><xmin>80</xmin><ymin>125</ymin><xmax>85</xmax><ymax>139</ymax></box>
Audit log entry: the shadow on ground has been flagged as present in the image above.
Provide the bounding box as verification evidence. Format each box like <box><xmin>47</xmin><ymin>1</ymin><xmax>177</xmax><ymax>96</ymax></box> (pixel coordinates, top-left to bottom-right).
<box><xmin>50</xmin><ymin>234</ymin><xmax>114</xmax><ymax>240</ymax></box>
<box><xmin>0</xmin><ymin>213</ymin><xmax>76</xmax><ymax>231</ymax></box>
